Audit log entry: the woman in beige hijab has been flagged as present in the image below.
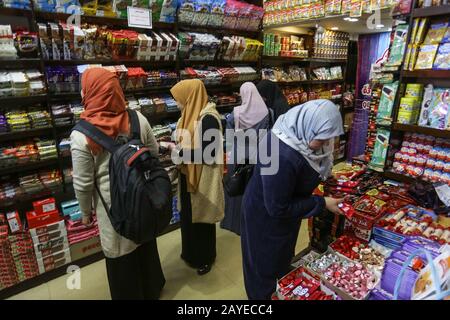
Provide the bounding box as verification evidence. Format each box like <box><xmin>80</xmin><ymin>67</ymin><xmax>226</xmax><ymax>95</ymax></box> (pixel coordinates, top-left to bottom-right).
<box><xmin>170</xmin><ymin>79</ymin><xmax>224</xmax><ymax>275</ymax></box>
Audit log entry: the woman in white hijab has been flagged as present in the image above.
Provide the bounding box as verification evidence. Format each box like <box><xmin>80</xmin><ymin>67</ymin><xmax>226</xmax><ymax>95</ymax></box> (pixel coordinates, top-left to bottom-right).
<box><xmin>240</xmin><ymin>99</ymin><xmax>344</xmax><ymax>300</ymax></box>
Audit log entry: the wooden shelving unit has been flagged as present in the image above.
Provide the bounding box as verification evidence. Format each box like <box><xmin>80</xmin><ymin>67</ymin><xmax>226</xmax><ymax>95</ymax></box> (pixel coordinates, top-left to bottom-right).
<box><xmin>412</xmin><ymin>4</ymin><xmax>450</xmax><ymax>17</ymax></box>
<box><xmin>383</xmin><ymin>1</ymin><xmax>450</xmax><ymax>185</ymax></box>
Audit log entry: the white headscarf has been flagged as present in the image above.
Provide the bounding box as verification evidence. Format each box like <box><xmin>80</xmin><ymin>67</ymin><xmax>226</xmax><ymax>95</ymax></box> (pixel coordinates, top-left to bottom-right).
<box><xmin>272</xmin><ymin>99</ymin><xmax>344</xmax><ymax>179</ymax></box>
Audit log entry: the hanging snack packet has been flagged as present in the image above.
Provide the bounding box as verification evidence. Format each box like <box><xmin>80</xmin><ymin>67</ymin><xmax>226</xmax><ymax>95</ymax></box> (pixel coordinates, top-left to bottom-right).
<box><xmin>191</xmin><ymin>0</ymin><xmax>211</xmax><ymax>26</ymax></box>
<box><xmin>415</xmin><ymin>44</ymin><xmax>439</xmax><ymax>70</ymax></box>
<box><xmin>418</xmin><ymin>84</ymin><xmax>434</xmax><ymax>126</ymax></box>
<box><xmin>433</xmin><ymin>43</ymin><xmax>450</xmax><ymax>70</ymax></box>
<box><xmin>423</xmin><ymin>22</ymin><xmax>448</xmax><ymax>45</ymax></box>
<box><xmin>178</xmin><ymin>0</ymin><xmax>196</xmax><ymax>24</ymax></box>
<box><xmin>386</xmin><ymin>24</ymin><xmax>409</xmax><ymax>67</ymax></box>
<box><xmin>376</xmin><ymin>81</ymin><xmax>399</xmax><ymax>125</ymax></box>
<box><xmin>414</xmin><ymin>18</ymin><xmax>429</xmax><ymax>44</ymax></box>
<box><xmin>410</xmin><ymin>18</ymin><xmax>420</xmax><ymax>45</ymax></box>
<box><xmin>208</xmin><ymin>0</ymin><xmax>225</xmax><ymax>27</ymax></box>
<box><xmin>159</xmin><ymin>0</ymin><xmax>177</xmax><ymax>23</ymax></box>
<box><xmin>429</xmin><ymin>88</ymin><xmax>450</xmax><ymax>130</ymax></box>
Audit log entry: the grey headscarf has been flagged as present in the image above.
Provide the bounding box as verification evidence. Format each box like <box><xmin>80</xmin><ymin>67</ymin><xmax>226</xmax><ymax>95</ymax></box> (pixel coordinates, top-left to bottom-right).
<box><xmin>272</xmin><ymin>99</ymin><xmax>344</xmax><ymax>179</ymax></box>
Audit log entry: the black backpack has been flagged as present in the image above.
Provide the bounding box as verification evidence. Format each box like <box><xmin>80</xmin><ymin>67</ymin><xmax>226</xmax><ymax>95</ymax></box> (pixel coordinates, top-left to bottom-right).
<box><xmin>73</xmin><ymin>109</ymin><xmax>172</xmax><ymax>244</ymax></box>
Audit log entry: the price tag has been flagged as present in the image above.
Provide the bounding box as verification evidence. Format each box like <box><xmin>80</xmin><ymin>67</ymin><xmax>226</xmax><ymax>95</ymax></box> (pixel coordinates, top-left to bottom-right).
<box><xmin>434</xmin><ymin>183</ymin><xmax>450</xmax><ymax>207</ymax></box>
<box><xmin>127</xmin><ymin>6</ymin><xmax>152</xmax><ymax>29</ymax></box>
<box><xmin>96</xmin><ymin>10</ymin><xmax>105</xmax><ymax>17</ymax></box>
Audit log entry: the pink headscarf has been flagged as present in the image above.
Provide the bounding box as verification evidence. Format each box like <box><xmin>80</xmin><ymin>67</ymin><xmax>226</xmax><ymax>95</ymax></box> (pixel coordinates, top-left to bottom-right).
<box><xmin>233</xmin><ymin>82</ymin><xmax>269</xmax><ymax>130</ymax></box>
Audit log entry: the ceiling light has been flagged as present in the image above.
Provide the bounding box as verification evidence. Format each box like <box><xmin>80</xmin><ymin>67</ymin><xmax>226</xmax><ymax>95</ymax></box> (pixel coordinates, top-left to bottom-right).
<box><xmin>343</xmin><ymin>17</ymin><xmax>351</xmax><ymax>21</ymax></box>
<box><xmin>331</xmin><ymin>27</ymin><xmax>339</xmax><ymax>30</ymax></box>
<box><xmin>376</xmin><ymin>24</ymin><xmax>385</xmax><ymax>29</ymax></box>
<box><xmin>349</xmin><ymin>18</ymin><xmax>359</xmax><ymax>22</ymax></box>
<box><xmin>388</xmin><ymin>28</ymin><xmax>393</xmax><ymax>32</ymax></box>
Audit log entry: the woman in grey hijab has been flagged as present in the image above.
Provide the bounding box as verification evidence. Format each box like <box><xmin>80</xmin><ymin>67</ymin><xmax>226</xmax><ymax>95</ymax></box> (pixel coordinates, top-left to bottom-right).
<box><xmin>240</xmin><ymin>99</ymin><xmax>344</xmax><ymax>300</ymax></box>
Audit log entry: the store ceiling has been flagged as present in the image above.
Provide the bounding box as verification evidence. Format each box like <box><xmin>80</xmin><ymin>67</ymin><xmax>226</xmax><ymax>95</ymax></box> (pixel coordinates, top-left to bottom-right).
<box><xmin>264</xmin><ymin>8</ymin><xmax>397</xmax><ymax>36</ymax></box>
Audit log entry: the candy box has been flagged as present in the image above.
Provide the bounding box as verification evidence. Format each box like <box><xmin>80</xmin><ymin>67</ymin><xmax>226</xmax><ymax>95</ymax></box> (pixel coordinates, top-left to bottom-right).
<box><xmin>276</xmin><ymin>266</ymin><xmax>321</xmax><ymax>300</ymax></box>
<box><xmin>32</xmin><ymin>227</ymin><xmax>67</xmax><ymax>246</ymax></box>
<box><xmin>36</xmin><ymin>248</ymin><xmax>71</xmax><ymax>274</ymax></box>
<box><xmin>6</xmin><ymin>210</ymin><xmax>22</xmax><ymax>234</ymax></box>
<box><xmin>33</xmin><ymin>197</ymin><xmax>56</xmax><ymax>216</ymax></box>
<box><xmin>26</xmin><ymin>210</ymin><xmax>62</xmax><ymax>230</ymax></box>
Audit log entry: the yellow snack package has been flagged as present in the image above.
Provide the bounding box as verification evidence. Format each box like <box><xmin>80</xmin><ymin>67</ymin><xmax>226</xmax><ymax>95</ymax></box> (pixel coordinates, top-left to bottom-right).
<box><xmin>414</xmin><ymin>44</ymin><xmax>439</xmax><ymax>70</ymax></box>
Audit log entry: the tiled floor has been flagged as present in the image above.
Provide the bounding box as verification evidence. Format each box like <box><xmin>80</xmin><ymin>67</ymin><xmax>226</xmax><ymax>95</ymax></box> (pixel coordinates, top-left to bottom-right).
<box><xmin>8</xmin><ymin>223</ymin><xmax>310</xmax><ymax>300</ymax></box>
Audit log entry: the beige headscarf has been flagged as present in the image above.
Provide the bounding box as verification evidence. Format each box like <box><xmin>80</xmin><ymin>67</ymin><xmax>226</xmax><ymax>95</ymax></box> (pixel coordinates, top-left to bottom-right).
<box><xmin>171</xmin><ymin>79</ymin><xmax>210</xmax><ymax>193</ymax></box>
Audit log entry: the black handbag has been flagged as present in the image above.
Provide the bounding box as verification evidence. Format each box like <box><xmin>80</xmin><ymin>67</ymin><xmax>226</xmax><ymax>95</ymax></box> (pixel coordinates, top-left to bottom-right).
<box><xmin>223</xmin><ymin>164</ymin><xmax>254</xmax><ymax>197</ymax></box>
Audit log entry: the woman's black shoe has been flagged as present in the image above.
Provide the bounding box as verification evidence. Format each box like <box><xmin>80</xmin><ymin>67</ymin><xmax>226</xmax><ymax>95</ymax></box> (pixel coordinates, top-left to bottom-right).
<box><xmin>197</xmin><ymin>264</ymin><xmax>212</xmax><ymax>275</ymax></box>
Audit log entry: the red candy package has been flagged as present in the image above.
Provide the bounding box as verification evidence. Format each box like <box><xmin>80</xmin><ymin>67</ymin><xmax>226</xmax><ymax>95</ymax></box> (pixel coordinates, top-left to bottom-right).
<box><xmin>338</xmin><ymin>202</ymin><xmax>355</xmax><ymax>219</ymax></box>
<box><xmin>353</xmin><ymin>196</ymin><xmax>387</xmax><ymax>217</ymax></box>
<box><xmin>365</xmin><ymin>189</ymin><xmax>391</xmax><ymax>201</ymax></box>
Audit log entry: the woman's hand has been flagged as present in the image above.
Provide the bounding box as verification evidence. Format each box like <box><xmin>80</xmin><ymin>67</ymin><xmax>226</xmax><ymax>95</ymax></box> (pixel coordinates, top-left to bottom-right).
<box><xmin>324</xmin><ymin>197</ymin><xmax>344</xmax><ymax>215</ymax></box>
<box><xmin>82</xmin><ymin>215</ymin><xmax>93</xmax><ymax>226</ymax></box>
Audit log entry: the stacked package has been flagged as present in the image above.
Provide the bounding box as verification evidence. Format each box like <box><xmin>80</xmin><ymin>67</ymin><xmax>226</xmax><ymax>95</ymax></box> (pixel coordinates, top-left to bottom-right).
<box><xmin>61</xmin><ymin>200</ymin><xmax>99</xmax><ymax>245</ymax></box>
<box><xmin>137</xmin><ymin>32</ymin><xmax>179</xmax><ymax>62</ymax></box>
<box><xmin>2</xmin><ymin>0</ymin><xmax>31</xmax><ymax>9</ymax></box>
<box><xmin>45</xmin><ymin>66</ymin><xmax>80</xmax><ymax>93</ymax></box>
<box><xmin>8</xmin><ymin>231</ymin><xmax>40</xmax><ymax>282</ymax></box>
<box><xmin>146</xmin><ymin>70</ymin><xmax>178</xmax><ymax>87</ymax></box>
<box><xmin>5</xmin><ymin>110</ymin><xmax>31</xmax><ymax>132</ymax></box>
<box><xmin>36</xmin><ymin>139</ymin><xmax>58</xmax><ymax>161</ymax></box>
<box><xmin>0</xmin><ymin>70</ymin><xmax>45</xmax><ymax>97</ymax></box>
<box><xmin>63</xmin><ymin>167</ymin><xmax>73</xmax><ymax>184</ymax></box>
<box><xmin>0</xmin><ymin>25</ymin><xmax>17</xmax><ymax>59</ymax></box>
<box><xmin>39</xmin><ymin>169</ymin><xmax>62</xmax><ymax>189</ymax></box>
<box><xmin>220</xmin><ymin>36</ymin><xmax>263</xmax><ymax>61</ymax></box>
<box><xmin>27</xmin><ymin>198</ymin><xmax>71</xmax><ymax>274</ymax></box>
<box><xmin>51</xmin><ymin>103</ymin><xmax>75</xmax><ymax>127</ymax></box>
<box><xmin>59</xmin><ymin>138</ymin><xmax>71</xmax><ymax>157</ymax></box>
<box><xmin>28</xmin><ymin>110</ymin><xmax>51</xmax><ymax>129</ymax></box>
<box><xmin>178</xmin><ymin>32</ymin><xmax>221</xmax><ymax>61</ymax></box>
<box><xmin>0</xmin><ymin>214</ymin><xmax>18</xmax><ymax>290</ymax></box>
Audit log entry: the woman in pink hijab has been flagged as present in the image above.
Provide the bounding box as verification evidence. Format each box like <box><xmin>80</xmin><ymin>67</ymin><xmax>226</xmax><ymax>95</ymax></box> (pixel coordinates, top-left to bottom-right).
<box><xmin>220</xmin><ymin>82</ymin><xmax>273</xmax><ymax>235</ymax></box>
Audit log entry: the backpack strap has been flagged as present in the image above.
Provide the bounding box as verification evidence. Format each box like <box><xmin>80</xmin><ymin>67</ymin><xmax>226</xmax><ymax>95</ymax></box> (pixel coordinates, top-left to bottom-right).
<box><xmin>127</xmin><ymin>109</ymin><xmax>141</xmax><ymax>140</ymax></box>
<box><xmin>72</xmin><ymin>120</ymin><xmax>120</xmax><ymax>153</ymax></box>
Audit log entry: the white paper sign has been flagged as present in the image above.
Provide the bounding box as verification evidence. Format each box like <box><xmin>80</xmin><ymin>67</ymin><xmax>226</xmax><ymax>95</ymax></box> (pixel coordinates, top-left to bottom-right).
<box><xmin>127</xmin><ymin>7</ymin><xmax>152</xmax><ymax>29</ymax></box>
<box><xmin>434</xmin><ymin>183</ymin><xmax>450</xmax><ymax>207</ymax></box>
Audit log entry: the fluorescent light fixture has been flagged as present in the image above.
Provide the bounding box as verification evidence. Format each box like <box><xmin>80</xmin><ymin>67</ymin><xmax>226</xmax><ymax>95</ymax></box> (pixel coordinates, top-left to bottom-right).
<box><xmin>331</xmin><ymin>27</ymin><xmax>339</xmax><ymax>30</ymax></box>
<box><xmin>376</xmin><ymin>24</ymin><xmax>385</xmax><ymax>28</ymax></box>
<box><xmin>349</xmin><ymin>18</ymin><xmax>359</xmax><ymax>22</ymax></box>
<box><xmin>388</xmin><ymin>28</ymin><xmax>393</xmax><ymax>32</ymax></box>
<box><xmin>343</xmin><ymin>17</ymin><xmax>351</xmax><ymax>21</ymax></box>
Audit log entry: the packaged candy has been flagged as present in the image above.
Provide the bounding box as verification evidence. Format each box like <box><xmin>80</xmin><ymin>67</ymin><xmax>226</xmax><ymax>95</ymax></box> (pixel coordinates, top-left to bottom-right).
<box><xmin>158</xmin><ymin>0</ymin><xmax>177</xmax><ymax>23</ymax></box>
<box><xmin>208</xmin><ymin>0</ymin><xmax>225</xmax><ymax>27</ymax></box>
<box><xmin>433</xmin><ymin>43</ymin><xmax>450</xmax><ymax>70</ymax></box>
<box><xmin>414</xmin><ymin>45</ymin><xmax>439</xmax><ymax>70</ymax></box>
<box><xmin>376</xmin><ymin>81</ymin><xmax>399</xmax><ymax>125</ymax></box>
<box><xmin>408</xmin><ymin>44</ymin><xmax>420</xmax><ymax>71</ymax></box>
<box><xmin>191</xmin><ymin>0</ymin><xmax>211</xmax><ymax>26</ymax></box>
<box><xmin>405</xmin><ymin>83</ymin><xmax>423</xmax><ymax>98</ymax></box>
<box><xmin>423</xmin><ymin>22</ymin><xmax>448</xmax><ymax>45</ymax></box>
<box><xmin>414</xmin><ymin>18</ymin><xmax>429</xmax><ymax>44</ymax></box>
<box><xmin>386</xmin><ymin>24</ymin><xmax>409</xmax><ymax>67</ymax></box>
<box><xmin>178</xmin><ymin>0</ymin><xmax>195</xmax><ymax>24</ymax></box>
<box><xmin>410</xmin><ymin>18</ymin><xmax>420</xmax><ymax>45</ymax></box>
<box><xmin>428</xmin><ymin>88</ymin><xmax>450</xmax><ymax>129</ymax></box>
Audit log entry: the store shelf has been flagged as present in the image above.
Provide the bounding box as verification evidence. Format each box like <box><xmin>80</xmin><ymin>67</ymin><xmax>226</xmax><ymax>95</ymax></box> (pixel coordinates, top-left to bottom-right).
<box><xmin>0</xmin><ymin>58</ymin><xmax>41</xmax><ymax>68</ymax></box>
<box><xmin>402</xmin><ymin>70</ymin><xmax>450</xmax><ymax>79</ymax></box>
<box><xmin>262</xmin><ymin>56</ymin><xmax>347</xmax><ymax>64</ymax></box>
<box><xmin>181</xmin><ymin>59</ymin><xmax>259</xmax><ymax>66</ymax></box>
<box><xmin>48</xmin><ymin>92</ymin><xmax>81</xmax><ymax>100</ymax></box>
<box><xmin>392</xmin><ymin>123</ymin><xmax>450</xmax><ymax>139</ymax></box>
<box><xmin>44</xmin><ymin>59</ymin><xmax>176</xmax><ymax>68</ymax></box>
<box><xmin>0</xmin><ymin>94</ymin><xmax>47</xmax><ymax>106</ymax></box>
<box><xmin>125</xmin><ymin>85</ymin><xmax>173</xmax><ymax>95</ymax></box>
<box><xmin>0</xmin><ymin>251</ymin><xmax>104</xmax><ymax>300</ymax></box>
<box><xmin>0</xmin><ymin>159</ymin><xmax>59</xmax><ymax>176</ymax></box>
<box><xmin>0</xmin><ymin>127</ymin><xmax>53</xmax><ymax>143</ymax></box>
<box><xmin>383</xmin><ymin>171</ymin><xmax>418</xmax><ymax>185</ymax></box>
<box><xmin>33</xmin><ymin>10</ymin><xmax>175</xmax><ymax>30</ymax></box>
<box><xmin>0</xmin><ymin>6</ymin><xmax>32</xmax><ymax>17</ymax></box>
<box><xmin>276</xmin><ymin>79</ymin><xmax>344</xmax><ymax>86</ymax></box>
<box><xmin>178</xmin><ymin>23</ymin><xmax>260</xmax><ymax>38</ymax></box>
<box><xmin>412</xmin><ymin>5</ymin><xmax>450</xmax><ymax>18</ymax></box>
<box><xmin>0</xmin><ymin>186</ymin><xmax>64</xmax><ymax>210</ymax></box>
